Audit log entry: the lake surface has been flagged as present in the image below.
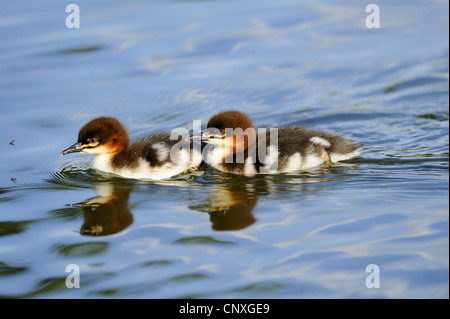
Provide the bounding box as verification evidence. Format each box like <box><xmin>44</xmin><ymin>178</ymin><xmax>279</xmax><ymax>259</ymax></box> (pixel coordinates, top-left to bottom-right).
<box><xmin>0</xmin><ymin>0</ymin><xmax>448</xmax><ymax>299</ymax></box>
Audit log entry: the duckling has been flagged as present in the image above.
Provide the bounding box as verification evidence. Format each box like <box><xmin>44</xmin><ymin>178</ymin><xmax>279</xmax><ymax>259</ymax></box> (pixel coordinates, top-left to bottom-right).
<box><xmin>193</xmin><ymin>110</ymin><xmax>362</xmax><ymax>175</ymax></box>
<box><xmin>61</xmin><ymin>117</ymin><xmax>201</xmax><ymax>180</ymax></box>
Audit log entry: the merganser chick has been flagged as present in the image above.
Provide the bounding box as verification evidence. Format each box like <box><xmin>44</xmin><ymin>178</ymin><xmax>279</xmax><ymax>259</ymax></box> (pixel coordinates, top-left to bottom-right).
<box><xmin>193</xmin><ymin>111</ymin><xmax>362</xmax><ymax>175</ymax></box>
<box><xmin>61</xmin><ymin>117</ymin><xmax>202</xmax><ymax>180</ymax></box>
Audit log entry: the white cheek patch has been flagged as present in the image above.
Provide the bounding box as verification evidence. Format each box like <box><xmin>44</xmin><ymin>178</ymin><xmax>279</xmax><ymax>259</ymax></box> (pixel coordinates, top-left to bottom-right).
<box><xmin>310</xmin><ymin>136</ymin><xmax>331</xmax><ymax>148</ymax></box>
<box><xmin>204</xmin><ymin>138</ymin><xmax>225</xmax><ymax>146</ymax></box>
<box><xmin>82</xmin><ymin>145</ymin><xmax>112</xmax><ymax>155</ymax></box>
<box><xmin>330</xmin><ymin>149</ymin><xmax>361</xmax><ymax>162</ymax></box>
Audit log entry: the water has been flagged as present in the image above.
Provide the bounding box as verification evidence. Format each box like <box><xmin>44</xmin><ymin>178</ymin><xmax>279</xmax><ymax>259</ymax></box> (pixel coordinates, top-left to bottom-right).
<box><xmin>0</xmin><ymin>0</ymin><xmax>448</xmax><ymax>299</ymax></box>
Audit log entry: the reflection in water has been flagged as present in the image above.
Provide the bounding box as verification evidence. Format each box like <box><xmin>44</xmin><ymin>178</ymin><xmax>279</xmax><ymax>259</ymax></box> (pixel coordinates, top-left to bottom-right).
<box><xmin>188</xmin><ymin>171</ymin><xmax>320</xmax><ymax>231</ymax></box>
<box><xmin>64</xmin><ymin>167</ymin><xmax>350</xmax><ymax>235</ymax></box>
<box><xmin>67</xmin><ymin>182</ymin><xmax>134</xmax><ymax>236</ymax></box>
<box><xmin>188</xmin><ymin>168</ymin><xmax>352</xmax><ymax>231</ymax></box>
<box><xmin>189</xmin><ymin>182</ymin><xmax>258</xmax><ymax>231</ymax></box>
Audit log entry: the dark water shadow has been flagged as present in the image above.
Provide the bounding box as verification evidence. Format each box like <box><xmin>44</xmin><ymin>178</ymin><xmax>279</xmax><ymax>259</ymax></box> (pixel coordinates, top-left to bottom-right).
<box><xmin>50</xmin><ymin>159</ymin><xmax>363</xmax><ymax>237</ymax></box>
<box><xmin>66</xmin><ymin>181</ymin><xmax>134</xmax><ymax>236</ymax></box>
<box><xmin>188</xmin><ymin>178</ymin><xmax>258</xmax><ymax>231</ymax></box>
<box><xmin>186</xmin><ymin>166</ymin><xmax>357</xmax><ymax>231</ymax></box>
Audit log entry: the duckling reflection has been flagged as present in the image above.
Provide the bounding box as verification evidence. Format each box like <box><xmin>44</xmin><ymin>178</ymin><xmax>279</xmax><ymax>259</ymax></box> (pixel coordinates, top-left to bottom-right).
<box><xmin>67</xmin><ymin>182</ymin><xmax>134</xmax><ymax>236</ymax></box>
<box><xmin>189</xmin><ymin>181</ymin><xmax>258</xmax><ymax>231</ymax></box>
<box><xmin>188</xmin><ymin>168</ymin><xmax>358</xmax><ymax>231</ymax></box>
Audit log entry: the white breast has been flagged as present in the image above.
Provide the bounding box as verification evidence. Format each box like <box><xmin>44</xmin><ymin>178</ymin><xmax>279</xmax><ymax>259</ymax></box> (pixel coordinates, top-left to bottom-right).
<box><xmin>92</xmin><ymin>148</ymin><xmax>202</xmax><ymax>180</ymax></box>
<box><xmin>202</xmin><ymin>144</ymin><xmax>224</xmax><ymax>171</ymax></box>
<box><xmin>92</xmin><ymin>154</ymin><xmax>115</xmax><ymax>173</ymax></box>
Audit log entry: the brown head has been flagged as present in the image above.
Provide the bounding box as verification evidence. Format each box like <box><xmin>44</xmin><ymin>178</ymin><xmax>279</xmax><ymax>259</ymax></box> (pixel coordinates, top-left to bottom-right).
<box><xmin>199</xmin><ymin>111</ymin><xmax>256</xmax><ymax>155</ymax></box>
<box><xmin>61</xmin><ymin>117</ymin><xmax>129</xmax><ymax>156</ymax></box>
<box><xmin>207</xmin><ymin>111</ymin><xmax>254</xmax><ymax>132</ymax></box>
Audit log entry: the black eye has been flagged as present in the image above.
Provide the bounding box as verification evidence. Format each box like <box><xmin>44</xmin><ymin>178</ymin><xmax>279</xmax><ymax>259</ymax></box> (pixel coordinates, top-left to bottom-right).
<box><xmin>89</xmin><ymin>138</ymin><xmax>98</xmax><ymax>143</ymax></box>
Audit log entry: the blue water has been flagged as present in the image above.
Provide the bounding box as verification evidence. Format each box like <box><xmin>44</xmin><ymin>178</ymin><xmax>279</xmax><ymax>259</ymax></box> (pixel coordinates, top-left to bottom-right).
<box><xmin>0</xmin><ymin>0</ymin><xmax>448</xmax><ymax>298</ymax></box>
